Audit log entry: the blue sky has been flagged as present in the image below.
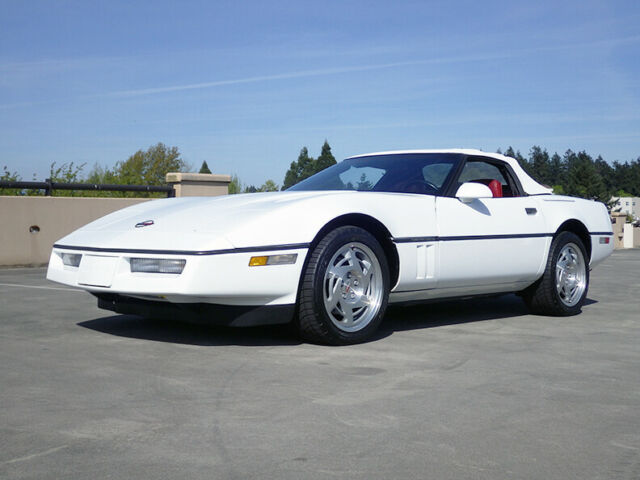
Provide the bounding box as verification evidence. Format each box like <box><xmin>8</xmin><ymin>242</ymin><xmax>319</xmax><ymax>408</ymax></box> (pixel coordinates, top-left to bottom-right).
<box><xmin>1</xmin><ymin>0</ymin><xmax>639</xmax><ymax>186</ymax></box>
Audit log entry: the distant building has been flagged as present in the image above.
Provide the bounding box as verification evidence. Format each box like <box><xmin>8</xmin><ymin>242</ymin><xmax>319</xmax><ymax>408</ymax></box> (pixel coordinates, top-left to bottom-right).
<box><xmin>611</xmin><ymin>196</ymin><xmax>640</xmax><ymax>219</ymax></box>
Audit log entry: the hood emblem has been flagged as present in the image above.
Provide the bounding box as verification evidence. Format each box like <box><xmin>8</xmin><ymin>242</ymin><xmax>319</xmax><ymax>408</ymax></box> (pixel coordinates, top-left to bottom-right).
<box><xmin>135</xmin><ymin>220</ymin><xmax>155</xmax><ymax>228</ymax></box>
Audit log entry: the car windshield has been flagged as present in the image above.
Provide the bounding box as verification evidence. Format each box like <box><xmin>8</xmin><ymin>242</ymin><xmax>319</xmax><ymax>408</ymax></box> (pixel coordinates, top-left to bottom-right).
<box><xmin>287</xmin><ymin>153</ymin><xmax>462</xmax><ymax>195</ymax></box>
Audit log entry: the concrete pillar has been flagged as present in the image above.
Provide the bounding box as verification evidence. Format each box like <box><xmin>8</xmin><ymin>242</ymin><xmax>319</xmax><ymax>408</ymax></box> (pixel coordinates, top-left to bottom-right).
<box><xmin>165</xmin><ymin>172</ymin><xmax>231</xmax><ymax>197</ymax></box>
<box><xmin>623</xmin><ymin>224</ymin><xmax>634</xmax><ymax>249</ymax></box>
<box><xmin>611</xmin><ymin>212</ymin><xmax>627</xmax><ymax>249</ymax></box>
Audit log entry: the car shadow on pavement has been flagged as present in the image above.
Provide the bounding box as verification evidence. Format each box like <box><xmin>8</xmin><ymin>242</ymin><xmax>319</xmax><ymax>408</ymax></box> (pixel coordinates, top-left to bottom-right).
<box><xmin>78</xmin><ymin>294</ymin><xmax>598</xmax><ymax>346</ymax></box>
<box><xmin>375</xmin><ymin>294</ymin><xmax>597</xmax><ymax>339</ymax></box>
<box><xmin>78</xmin><ymin>315</ymin><xmax>303</xmax><ymax>347</ymax></box>
<box><xmin>379</xmin><ymin>294</ymin><xmax>529</xmax><ymax>336</ymax></box>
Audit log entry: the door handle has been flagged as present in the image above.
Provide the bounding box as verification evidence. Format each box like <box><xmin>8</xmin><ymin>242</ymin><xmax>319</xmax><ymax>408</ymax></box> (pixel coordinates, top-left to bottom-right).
<box><xmin>525</xmin><ymin>207</ymin><xmax>537</xmax><ymax>215</ymax></box>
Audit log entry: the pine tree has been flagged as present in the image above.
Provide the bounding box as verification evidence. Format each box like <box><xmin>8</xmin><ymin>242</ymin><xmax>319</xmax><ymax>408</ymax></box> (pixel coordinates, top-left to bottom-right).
<box><xmin>594</xmin><ymin>156</ymin><xmax>615</xmax><ymax>193</ymax></box>
<box><xmin>282</xmin><ymin>161</ymin><xmax>300</xmax><ymax>191</ymax></box>
<box><xmin>199</xmin><ymin>161</ymin><xmax>212</xmax><ymax>174</ymax></box>
<box><xmin>504</xmin><ymin>146</ymin><xmax>530</xmax><ymax>174</ymax></box>
<box><xmin>549</xmin><ymin>153</ymin><xmax>566</xmax><ymax>187</ymax></box>
<box><xmin>282</xmin><ymin>141</ymin><xmax>338</xmax><ymax>189</ymax></box>
<box><xmin>316</xmin><ymin>140</ymin><xmax>337</xmax><ymax>172</ymax></box>
<box><xmin>282</xmin><ymin>147</ymin><xmax>315</xmax><ymax>190</ymax></box>
<box><xmin>564</xmin><ymin>150</ymin><xmax>609</xmax><ymax>203</ymax></box>
<box><xmin>529</xmin><ymin>146</ymin><xmax>551</xmax><ymax>185</ymax></box>
<box><xmin>298</xmin><ymin>147</ymin><xmax>315</xmax><ymax>180</ymax></box>
<box><xmin>613</xmin><ymin>158</ymin><xmax>640</xmax><ymax>196</ymax></box>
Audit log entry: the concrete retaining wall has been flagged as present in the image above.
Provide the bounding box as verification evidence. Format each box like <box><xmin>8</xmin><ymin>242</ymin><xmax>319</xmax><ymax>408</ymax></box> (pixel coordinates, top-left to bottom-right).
<box><xmin>0</xmin><ymin>196</ymin><xmax>151</xmax><ymax>266</ymax></box>
<box><xmin>0</xmin><ymin>172</ymin><xmax>231</xmax><ymax>266</ymax></box>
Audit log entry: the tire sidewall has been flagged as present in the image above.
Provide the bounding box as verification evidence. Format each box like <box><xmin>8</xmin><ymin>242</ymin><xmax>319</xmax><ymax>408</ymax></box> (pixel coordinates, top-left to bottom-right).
<box><xmin>310</xmin><ymin>227</ymin><xmax>390</xmax><ymax>344</ymax></box>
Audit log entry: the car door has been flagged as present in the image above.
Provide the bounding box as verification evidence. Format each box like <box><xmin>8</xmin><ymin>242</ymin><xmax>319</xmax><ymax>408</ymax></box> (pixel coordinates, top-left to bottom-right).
<box><xmin>436</xmin><ymin>156</ymin><xmax>548</xmax><ymax>289</ymax></box>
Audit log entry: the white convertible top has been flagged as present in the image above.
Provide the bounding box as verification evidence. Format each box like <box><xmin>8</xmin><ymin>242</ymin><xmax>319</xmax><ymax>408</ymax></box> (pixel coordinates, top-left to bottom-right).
<box><xmin>348</xmin><ymin>149</ymin><xmax>552</xmax><ymax>195</ymax></box>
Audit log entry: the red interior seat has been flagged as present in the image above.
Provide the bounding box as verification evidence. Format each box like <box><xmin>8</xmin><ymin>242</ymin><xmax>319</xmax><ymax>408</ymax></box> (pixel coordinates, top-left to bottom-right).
<box><xmin>470</xmin><ymin>178</ymin><xmax>504</xmax><ymax>198</ymax></box>
<box><xmin>488</xmin><ymin>179</ymin><xmax>503</xmax><ymax>198</ymax></box>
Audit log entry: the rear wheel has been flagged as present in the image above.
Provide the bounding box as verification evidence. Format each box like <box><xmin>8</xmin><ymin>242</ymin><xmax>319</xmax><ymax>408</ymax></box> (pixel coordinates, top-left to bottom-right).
<box><xmin>523</xmin><ymin>231</ymin><xmax>589</xmax><ymax>316</ymax></box>
<box><xmin>298</xmin><ymin>226</ymin><xmax>390</xmax><ymax>345</ymax></box>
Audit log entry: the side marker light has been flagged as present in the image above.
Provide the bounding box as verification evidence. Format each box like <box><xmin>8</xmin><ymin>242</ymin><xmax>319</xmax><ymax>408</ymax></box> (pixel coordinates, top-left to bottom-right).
<box><xmin>249</xmin><ymin>254</ymin><xmax>298</xmax><ymax>266</ymax></box>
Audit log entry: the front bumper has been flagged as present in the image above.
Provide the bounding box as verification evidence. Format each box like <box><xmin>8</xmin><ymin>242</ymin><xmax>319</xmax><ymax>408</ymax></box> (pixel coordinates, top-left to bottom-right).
<box><xmin>47</xmin><ymin>246</ymin><xmax>309</xmax><ymax>307</ymax></box>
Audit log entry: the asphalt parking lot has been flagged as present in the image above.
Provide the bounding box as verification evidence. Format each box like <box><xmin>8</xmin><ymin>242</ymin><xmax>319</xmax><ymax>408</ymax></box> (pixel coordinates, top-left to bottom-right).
<box><xmin>1</xmin><ymin>250</ymin><xmax>639</xmax><ymax>480</ymax></box>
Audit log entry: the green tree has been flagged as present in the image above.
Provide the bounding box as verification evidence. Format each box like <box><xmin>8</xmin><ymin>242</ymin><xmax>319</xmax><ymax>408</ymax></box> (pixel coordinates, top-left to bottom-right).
<box><xmin>613</xmin><ymin>188</ymin><xmax>633</xmax><ymax>197</ymax></box>
<box><xmin>113</xmin><ymin>143</ymin><xmax>185</xmax><ymax>186</ymax></box>
<box><xmin>564</xmin><ymin>150</ymin><xmax>610</xmax><ymax>203</ymax></box>
<box><xmin>228</xmin><ymin>174</ymin><xmax>243</xmax><ymax>194</ymax></box>
<box><xmin>549</xmin><ymin>152</ymin><xmax>566</xmax><ymax>187</ymax></box>
<box><xmin>48</xmin><ymin>161</ymin><xmax>87</xmax><ymax>196</ymax></box>
<box><xmin>283</xmin><ymin>147</ymin><xmax>314</xmax><ymax>190</ymax></box>
<box><xmin>529</xmin><ymin>146</ymin><xmax>551</xmax><ymax>186</ymax></box>
<box><xmin>259</xmin><ymin>179</ymin><xmax>279</xmax><ymax>192</ymax></box>
<box><xmin>86</xmin><ymin>143</ymin><xmax>187</xmax><ymax>197</ymax></box>
<box><xmin>0</xmin><ymin>166</ymin><xmax>23</xmax><ymax>195</ymax></box>
<box><xmin>239</xmin><ymin>179</ymin><xmax>279</xmax><ymax>194</ymax></box>
<box><xmin>594</xmin><ymin>155</ymin><xmax>615</xmax><ymax>193</ymax></box>
<box><xmin>282</xmin><ymin>162</ymin><xmax>298</xmax><ymax>191</ymax></box>
<box><xmin>316</xmin><ymin>140</ymin><xmax>337</xmax><ymax>171</ymax></box>
<box><xmin>282</xmin><ymin>141</ymin><xmax>337</xmax><ymax>190</ymax></box>
<box><xmin>503</xmin><ymin>146</ymin><xmax>529</xmax><ymax>173</ymax></box>
<box><xmin>199</xmin><ymin>161</ymin><xmax>212</xmax><ymax>174</ymax></box>
<box><xmin>613</xmin><ymin>158</ymin><xmax>640</xmax><ymax>196</ymax></box>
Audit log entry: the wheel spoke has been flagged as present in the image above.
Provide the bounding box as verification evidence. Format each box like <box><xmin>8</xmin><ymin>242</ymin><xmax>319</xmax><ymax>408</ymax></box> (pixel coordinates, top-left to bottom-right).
<box><xmin>556</xmin><ymin>265</ymin><xmax>565</xmax><ymax>282</ymax></box>
<box><xmin>353</xmin><ymin>257</ymin><xmax>371</xmax><ymax>276</ymax></box>
<box><xmin>328</xmin><ymin>264</ymin><xmax>351</xmax><ymax>279</ymax></box>
<box><xmin>352</xmin><ymin>295</ymin><xmax>370</xmax><ymax>310</ymax></box>
<box><xmin>324</xmin><ymin>278</ymin><xmax>341</xmax><ymax>311</ymax></box>
<box><xmin>341</xmin><ymin>304</ymin><xmax>354</xmax><ymax>324</ymax></box>
<box><xmin>359</xmin><ymin>271</ymin><xmax>373</xmax><ymax>293</ymax></box>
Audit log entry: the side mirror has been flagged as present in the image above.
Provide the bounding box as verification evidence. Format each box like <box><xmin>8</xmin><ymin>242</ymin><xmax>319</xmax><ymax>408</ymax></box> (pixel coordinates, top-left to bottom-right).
<box><xmin>455</xmin><ymin>182</ymin><xmax>493</xmax><ymax>203</ymax></box>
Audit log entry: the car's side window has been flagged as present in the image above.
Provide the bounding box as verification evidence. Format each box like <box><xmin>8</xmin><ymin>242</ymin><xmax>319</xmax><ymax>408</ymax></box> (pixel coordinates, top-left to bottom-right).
<box><xmin>422</xmin><ymin>162</ymin><xmax>454</xmax><ymax>189</ymax></box>
<box><xmin>457</xmin><ymin>159</ymin><xmax>519</xmax><ymax>197</ymax></box>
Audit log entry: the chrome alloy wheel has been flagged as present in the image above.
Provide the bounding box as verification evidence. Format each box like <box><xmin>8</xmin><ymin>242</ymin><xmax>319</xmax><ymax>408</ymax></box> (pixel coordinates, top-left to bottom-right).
<box><xmin>555</xmin><ymin>242</ymin><xmax>587</xmax><ymax>307</ymax></box>
<box><xmin>322</xmin><ymin>242</ymin><xmax>384</xmax><ymax>332</ymax></box>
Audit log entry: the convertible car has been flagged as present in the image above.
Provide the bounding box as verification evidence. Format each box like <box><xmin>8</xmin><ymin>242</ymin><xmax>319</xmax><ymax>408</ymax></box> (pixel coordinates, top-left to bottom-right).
<box><xmin>47</xmin><ymin>149</ymin><xmax>613</xmax><ymax>344</ymax></box>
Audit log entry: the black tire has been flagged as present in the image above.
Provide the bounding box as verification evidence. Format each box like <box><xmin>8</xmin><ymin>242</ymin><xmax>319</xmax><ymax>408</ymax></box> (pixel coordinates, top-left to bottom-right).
<box><xmin>522</xmin><ymin>231</ymin><xmax>590</xmax><ymax>316</ymax></box>
<box><xmin>297</xmin><ymin>226</ymin><xmax>390</xmax><ymax>345</ymax></box>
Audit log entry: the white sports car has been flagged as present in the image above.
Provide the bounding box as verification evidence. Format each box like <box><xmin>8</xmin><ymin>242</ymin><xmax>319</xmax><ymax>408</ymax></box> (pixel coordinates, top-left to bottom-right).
<box><xmin>47</xmin><ymin>149</ymin><xmax>614</xmax><ymax>344</ymax></box>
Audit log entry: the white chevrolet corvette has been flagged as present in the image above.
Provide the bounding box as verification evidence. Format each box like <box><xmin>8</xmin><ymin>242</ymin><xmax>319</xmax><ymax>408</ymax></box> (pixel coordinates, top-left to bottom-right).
<box><xmin>47</xmin><ymin>149</ymin><xmax>614</xmax><ymax>344</ymax></box>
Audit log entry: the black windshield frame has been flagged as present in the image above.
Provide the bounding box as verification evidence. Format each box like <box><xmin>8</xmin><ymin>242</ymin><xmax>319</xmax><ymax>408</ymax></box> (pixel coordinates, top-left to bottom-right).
<box><xmin>287</xmin><ymin>153</ymin><xmax>464</xmax><ymax>196</ymax></box>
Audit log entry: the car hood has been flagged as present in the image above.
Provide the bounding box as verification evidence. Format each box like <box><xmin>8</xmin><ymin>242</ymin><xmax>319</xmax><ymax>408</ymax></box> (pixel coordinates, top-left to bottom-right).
<box><xmin>55</xmin><ymin>191</ymin><xmax>351</xmax><ymax>252</ymax></box>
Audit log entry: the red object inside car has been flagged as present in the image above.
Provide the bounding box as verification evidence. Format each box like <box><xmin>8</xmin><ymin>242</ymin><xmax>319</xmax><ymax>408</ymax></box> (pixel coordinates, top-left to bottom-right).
<box><xmin>488</xmin><ymin>180</ymin><xmax>503</xmax><ymax>198</ymax></box>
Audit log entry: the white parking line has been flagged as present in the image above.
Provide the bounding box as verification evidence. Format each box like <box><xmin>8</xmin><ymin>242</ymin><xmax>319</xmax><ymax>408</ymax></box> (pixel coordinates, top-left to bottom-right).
<box><xmin>2</xmin><ymin>445</ymin><xmax>69</xmax><ymax>465</ymax></box>
<box><xmin>0</xmin><ymin>283</ymin><xmax>84</xmax><ymax>292</ymax></box>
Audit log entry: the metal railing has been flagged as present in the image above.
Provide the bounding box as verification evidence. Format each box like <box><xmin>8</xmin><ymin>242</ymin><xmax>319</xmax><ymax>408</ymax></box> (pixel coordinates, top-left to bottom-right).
<box><xmin>0</xmin><ymin>179</ymin><xmax>175</xmax><ymax>197</ymax></box>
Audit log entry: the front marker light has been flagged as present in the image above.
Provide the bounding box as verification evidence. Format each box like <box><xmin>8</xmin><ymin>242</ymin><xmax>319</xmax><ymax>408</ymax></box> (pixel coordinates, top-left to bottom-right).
<box><xmin>249</xmin><ymin>254</ymin><xmax>297</xmax><ymax>267</ymax></box>
<box><xmin>249</xmin><ymin>256</ymin><xmax>268</xmax><ymax>266</ymax></box>
<box><xmin>61</xmin><ymin>253</ymin><xmax>82</xmax><ymax>267</ymax></box>
<box><xmin>130</xmin><ymin>258</ymin><xmax>186</xmax><ymax>274</ymax></box>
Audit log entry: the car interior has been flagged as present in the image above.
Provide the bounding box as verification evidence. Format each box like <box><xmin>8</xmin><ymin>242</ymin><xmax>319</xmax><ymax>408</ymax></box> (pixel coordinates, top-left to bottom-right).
<box><xmin>458</xmin><ymin>159</ymin><xmax>519</xmax><ymax>198</ymax></box>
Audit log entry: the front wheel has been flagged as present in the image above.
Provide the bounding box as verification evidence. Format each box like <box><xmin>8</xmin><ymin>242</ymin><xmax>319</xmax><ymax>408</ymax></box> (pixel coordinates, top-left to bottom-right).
<box><xmin>297</xmin><ymin>226</ymin><xmax>390</xmax><ymax>345</ymax></box>
<box><xmin>522</xmin><ymin>231</ymin><xmax>589</xmax><ymax>316</ymax></box>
